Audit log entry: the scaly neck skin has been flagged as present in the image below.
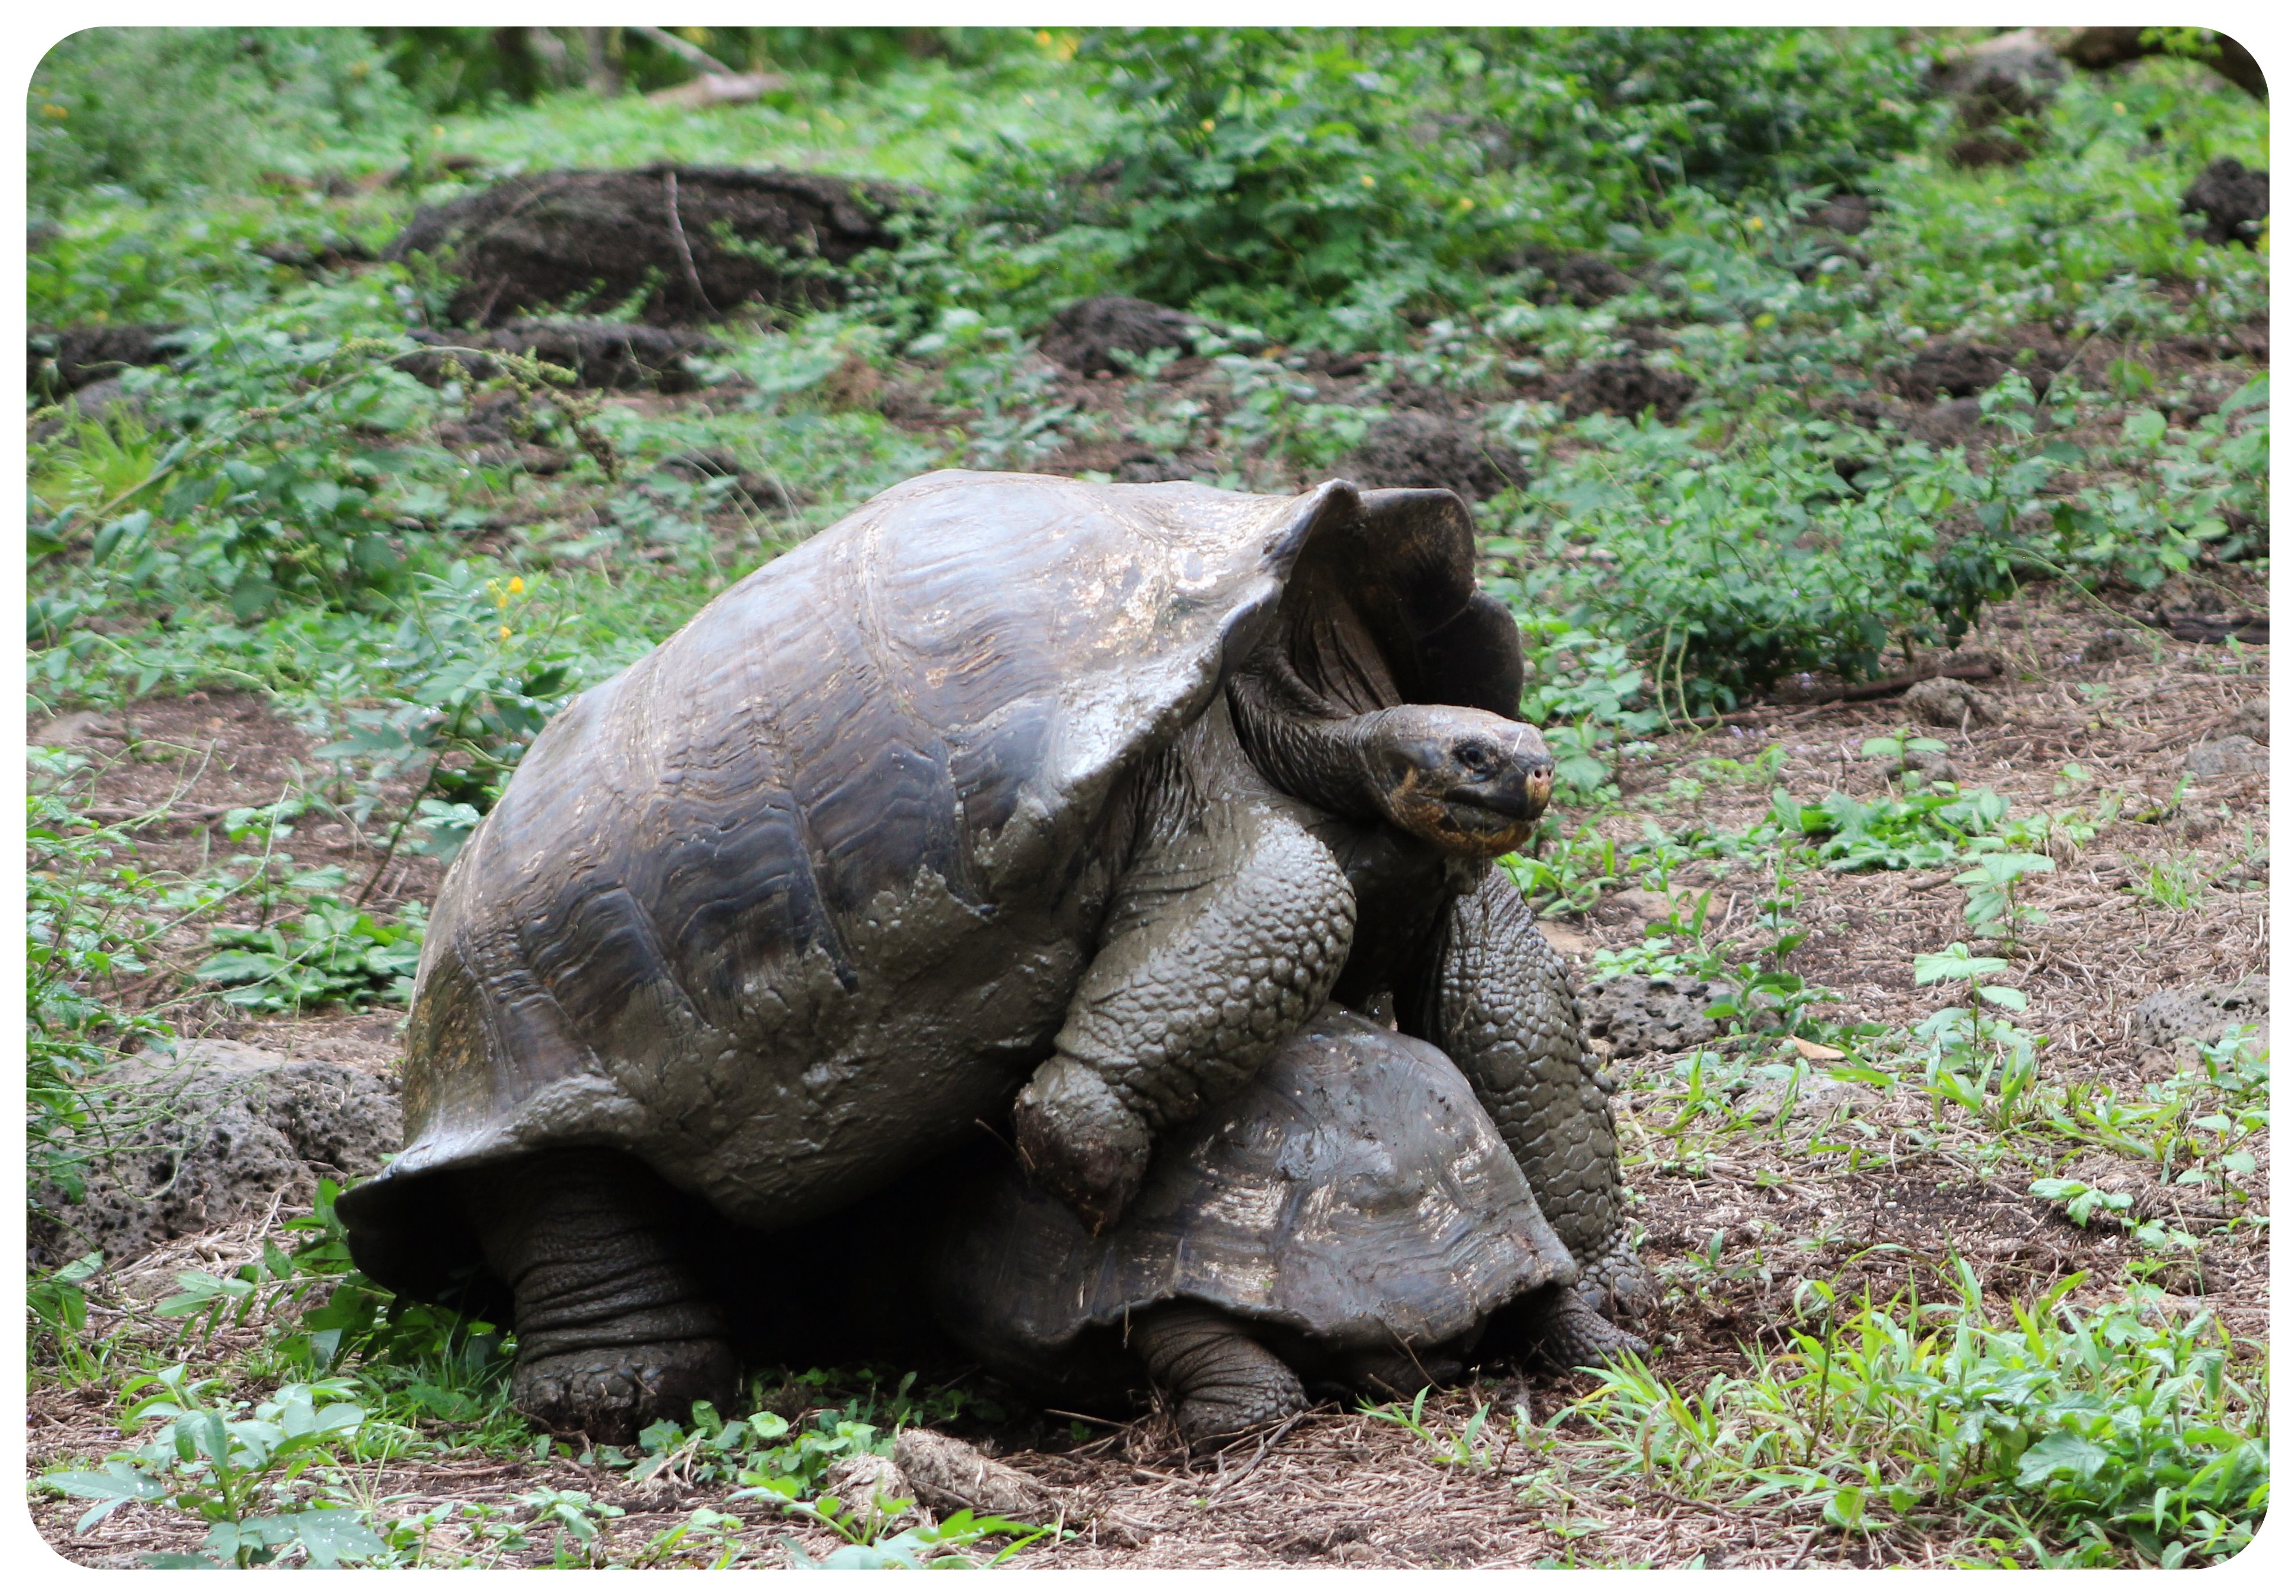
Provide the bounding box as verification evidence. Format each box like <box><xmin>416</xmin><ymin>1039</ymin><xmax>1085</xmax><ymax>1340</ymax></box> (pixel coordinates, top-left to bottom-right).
<box><xmin>1227</xmin><ymin>653</ymin><xmax>1387</xmax><ymax>822</ymax></box>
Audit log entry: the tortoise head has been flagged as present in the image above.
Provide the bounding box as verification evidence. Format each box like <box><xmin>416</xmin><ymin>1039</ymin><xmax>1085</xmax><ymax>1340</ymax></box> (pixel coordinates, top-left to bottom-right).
<box><xmin>1357</xmin><ymin>705</ymin><xmax>1552</xmax><ymax>858</ymax></box>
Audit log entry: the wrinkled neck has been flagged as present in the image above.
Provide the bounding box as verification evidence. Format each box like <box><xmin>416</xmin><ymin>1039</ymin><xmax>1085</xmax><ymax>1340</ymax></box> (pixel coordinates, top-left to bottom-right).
<box><xmin>1227</xmin><ymin>648</ymin><xmax>1385</xmax><ymax>820</ymax></box>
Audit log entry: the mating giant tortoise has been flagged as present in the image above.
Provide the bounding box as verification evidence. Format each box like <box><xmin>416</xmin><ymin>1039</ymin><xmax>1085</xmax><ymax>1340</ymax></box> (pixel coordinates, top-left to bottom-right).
<box><xmin>928</xmin><ymin>1002</ymin><xmax>1637</xmax><ymax>1449</ymax></box>
<box><xmin>339</xmin><ymin>468</ymin><xmax>1647</xmax><ymax>1440</ymax></box>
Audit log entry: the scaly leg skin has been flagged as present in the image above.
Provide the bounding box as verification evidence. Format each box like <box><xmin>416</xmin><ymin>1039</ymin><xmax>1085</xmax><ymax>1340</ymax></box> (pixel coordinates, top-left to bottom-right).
<box><xmin>458</xmin><ymin>1148</ymin><xmax>737</xmax><ymax>1445</ymax></box>
<box><xmin>1415</xmin><ymin>868</ymin><xmax>1652</xmax><ymax>1361</ymax></box>
<box><xmin>1131</xmin><ymin>1302</ymin><xmax>1308</xmax><ymax>1452</ymax></box>
<box><xmin>1015</xmin><ymin>753</ymin><xmax>1354</xmax><ymax>1233</ymax></box>
<box><xmin>1492</xmin><ymin>1281</ymin><xmax>1651</xmax><ymax>1372</ymax></box>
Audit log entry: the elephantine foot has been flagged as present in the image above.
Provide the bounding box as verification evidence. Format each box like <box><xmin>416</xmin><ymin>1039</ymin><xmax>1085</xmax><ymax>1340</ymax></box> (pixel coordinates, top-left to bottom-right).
<box><xmin>512</xmin><ymin>1338</ymin><xmax>738</xmax><ymax>1445</ymax></box>
<box><xmin>1578</xmin><ymin>1229</ymin><xmax>1659</xmax><ymax>1322</ymax></box>
<box><xmin>1013</xmin><ymin>1054</ymin><xmax>1152</xmax><ymax>1234</ymax></box>
<box><xmin>1518</xmin><ymin>1283</ymin><xmax>1650</xmax><ymax>1372</ymax></box>
<box><xmin>1130</xmin><ymin>1302</ymin><xmax>1307</xmax><ymax>1452</ymax></box>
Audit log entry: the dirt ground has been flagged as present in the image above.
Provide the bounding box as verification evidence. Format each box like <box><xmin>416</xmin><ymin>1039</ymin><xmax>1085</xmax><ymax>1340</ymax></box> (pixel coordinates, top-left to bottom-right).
<box><xmin>25</xmin><ymin>557</ymin><xmax>2267</xmax><ymax>1568</ymax></box>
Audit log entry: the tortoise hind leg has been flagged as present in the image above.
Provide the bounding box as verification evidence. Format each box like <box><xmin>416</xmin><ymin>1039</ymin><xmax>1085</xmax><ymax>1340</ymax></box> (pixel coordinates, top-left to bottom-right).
<box><xmin>457</xmin><ymin>1149</ymin><xmax>736</xmax><ymax>1445</ymax></box>
<box><xmin>1131</xmin><ymin>1302</ymin><xmax>1307</xmax><ymax>1452</ymax></box>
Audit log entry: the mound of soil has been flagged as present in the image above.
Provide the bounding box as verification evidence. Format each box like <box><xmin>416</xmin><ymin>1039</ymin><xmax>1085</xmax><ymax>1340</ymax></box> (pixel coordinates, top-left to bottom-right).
<box><xmin>2181</xmin><ymin>158</ymin><xmax>2268</xmax><ymax>248</ymax></box>
<box><xmin>1038</xmin><ymin>294</ymin><xmax>1203</xmax><ymax>377</ymax></box>
<box><xmin>399</xmin><ymin>320</ymin><xmax>722</xmax><ymax>393</ymax></box>
<box><xmin>28</xmin><ymin>324</ymin><xmax>185</xmax><ymax>397</ymax></box>
<box><xmin>1506</xmin><ymin>246</ymin><xmax>1633</xmax><ymax>308</ymax></box>
<box><xmin>1947</xmin><ymin>131</ymin><xmax>2038</xmax><ymax>170</ymax></box>
<box><xmin>255</xmin><ymin>236</ymin><xmax>379</xmax><ymax>271</ymax></box>
<box><xmin>1927</xmin><ymin>28</ymin><xmax>2063</xmax><ymax>124</ymax></box>
<box><xmin>387</xmin><ymin>165</ymin><xmax>909</xmax><ymax>327</ymax></box>
<box><xmin>1555</xmin><ymin>357</ymin><xmax>1694</xmax><ymax>423</ymax></box>
<box><xmin>1579</xmin><ymin>974</ymin><xmax>1724</xmax><ymax>1059</ymax></box>
<box><xmin>1894</xmin><ymin>339</ymin><xmax>2067</xmax><ymax>401</ymax></box>
<box><xmin>1339</xmin><ymin>409</ymin><xmax>1527</xmax><ymax>502</ymax></box>
<box><xmin>29</xmin><ymin>1038</ymin><xmax>401</xmax><ymax>1270</ymax></box>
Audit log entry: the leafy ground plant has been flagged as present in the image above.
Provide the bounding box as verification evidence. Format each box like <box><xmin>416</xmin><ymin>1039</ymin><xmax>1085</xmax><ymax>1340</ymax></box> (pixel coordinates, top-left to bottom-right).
<box><xmin>1532</xmin><ymin>1268</ymin><xmax>2266</xmax><ymax>1567</ymax></box>
<box><xmin>39</xmin><ymin>1367</ymin><xmax>393</xmax><ymax>1568</ymax></box>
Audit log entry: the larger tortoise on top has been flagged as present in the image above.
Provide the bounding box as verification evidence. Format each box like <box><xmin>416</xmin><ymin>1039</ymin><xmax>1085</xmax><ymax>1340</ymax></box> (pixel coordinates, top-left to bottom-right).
<box><xmin>340</xmin><ymin>469</ymin><xmax>1648</xmax><ymax>1440</ymax></box>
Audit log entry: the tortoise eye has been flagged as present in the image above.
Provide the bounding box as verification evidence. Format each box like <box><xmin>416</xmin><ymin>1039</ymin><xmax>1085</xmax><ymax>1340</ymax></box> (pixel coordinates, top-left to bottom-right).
<box><xmin>1455</xmin><ymin>741</ymin><xmax>1495</xmax><ymax>774</ymax></box>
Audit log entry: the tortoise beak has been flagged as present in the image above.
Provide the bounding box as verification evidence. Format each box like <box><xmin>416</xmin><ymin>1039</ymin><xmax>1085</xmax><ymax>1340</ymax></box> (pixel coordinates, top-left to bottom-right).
<box><xmin>1457</xmin><ymin>729</ymin><xmax>1553</xmax><ymax>824</ymax></box>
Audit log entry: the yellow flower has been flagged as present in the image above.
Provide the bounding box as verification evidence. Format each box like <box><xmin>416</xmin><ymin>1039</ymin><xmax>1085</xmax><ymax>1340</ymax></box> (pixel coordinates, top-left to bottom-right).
<box><xmin>1036</xmin><ymin>29</ymin><xmax>1052</xmax><ymax>45</ymax></box>
<box><xmin>499</xmin><ymin>625</ymin><xmax>512</xmax><ymax>641</ymax></box>
<box><xmin>1456</xmin><ymin>197</ymin><xmax>1475</xmax><ymax>212</ymax></box>
<box><xmin>41</xmin><ymin>103</ymin><xmax>67</xmax><ymax>119</ymax></box>
<box><xmin>1201</xmin><ymin>118</ymin><xmax>1216</xmax><ymax>132</ymax></box>
<box><xmin>1746</xmin><ymin>216</ymin><xmax>1765</xmax><ymax>231</ymax></box>
<box><xmin>2114</xmin><ymin>102</ymin><xmax>2126</xmax><ymax>114</ymax></box>
<box><xmin>507</xmin><ymin>575</ymin><xmax>525</xmax><ymax>594</ymax></box>
<box><xmin>1361</xmin><ymin>174</ymin><xmax>1376</xmax><ymax>188</ymax></box>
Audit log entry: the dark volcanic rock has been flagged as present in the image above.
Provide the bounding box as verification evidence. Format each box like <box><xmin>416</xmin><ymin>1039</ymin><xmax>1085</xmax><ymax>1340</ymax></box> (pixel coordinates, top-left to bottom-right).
<box><xmin>1580</xmin><ymin>975</ymin><xmax>1724</xmax><ymax>1059</ymax></box>
<box><xmin>387</xmin><ymin>165</ymin><xmax>908</xmax><ymax>326</ymax></box>
<box><xmin>399</xmin><ymin>319</ymin><xmax>722</xmax><ymax>392</ymax></box>
<box><xmin>2181</xmin><ymin>158</ymin><xmax>2268</xmax><ymax>248</ymax></box>
<box><xmin>29</xmin><ymin>1039</ymin><xmax>402</xmax><ymax>1270</ymax></box>
<box><xmin>1556</xmin><ymin>357</ymin><xmax>1694</xmax><ymax>423</ymax></box>
<box><xmin>1038</xmin><ymin>294</ymin><xmax>1203</xmax><ymax>377</ymax></box>
<box><xmin>1340</xmin><ymin>409</ymin><xmax>1528</xmax><ymax>502</ymax></box>
<box><xmin>29</xmin><ymin>323</ymin><xmax>185</xmax><ymax>397</ymax></box>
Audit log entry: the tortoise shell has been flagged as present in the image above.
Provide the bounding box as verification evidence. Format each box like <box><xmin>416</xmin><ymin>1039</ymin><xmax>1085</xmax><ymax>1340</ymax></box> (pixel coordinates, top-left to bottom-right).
<box><xmin>929</xmin><ymin>1004</ymin><xmax>1576</xmax><ymax>1368</ymax></box>
<box><xmin>340</xmin><ymin>470</ymin><xmax>1524</xmax><ymax>1279</ymax></box>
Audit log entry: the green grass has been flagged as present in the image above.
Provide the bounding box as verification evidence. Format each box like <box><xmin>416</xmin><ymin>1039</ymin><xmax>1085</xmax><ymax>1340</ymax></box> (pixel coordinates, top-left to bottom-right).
<box><xmin>1536</xmin><ymin>1268</ymin><xmax>2265</xmax><ymax>1567</ymax></box>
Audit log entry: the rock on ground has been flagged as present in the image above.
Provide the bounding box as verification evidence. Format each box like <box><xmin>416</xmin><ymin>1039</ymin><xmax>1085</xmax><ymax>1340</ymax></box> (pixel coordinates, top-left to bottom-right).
<box><xmin>1904</xmin><ymin>676</ymin><xmax>2003</xmax><ymax>729</ymax></box>
<box><xmin>1555</xmin><ymin>357</ymin><xmax>1694</xmax><ymax>423</ymax></box>
<box><xmin>1038</xmin><ymin>295</ymin><xmax>1203</xmax><ymax>377</ymax></box>
<box><xmin>398</xmin><ymin>320</ymin><xmax>722</xmax><ymax>393</ymax></box>
<box><xmin>29</xmin><ymin>1038</ymin><xmax>401</xmax><ymax>1270</ymax></box>
<box><xmin>1506</xmin><ymin>246</ymin><xmax>1632</xmax><ymax>307</ymax></box>
<box><xmin>1803</xmin><ymin>194</ymin><xmax>1875</xmax><ymax>236</ymax></box>
<box><xmin>29</xmin><ymin>324</ymin><xmax>185</xmax><ymax>397</ymax></box>
<box><xmin>1895</xmin><ymin>339</ymin><xmax>2066</xmax><ymax>401</ymax></box>
<box><xmin>1927</xmin><ymin>27</ymin><xmax>2065</xmax><ymax>122</ymax></box>
<box><xmin>2182</xmin><ymin>736</ymin><xmax>2268</xmax><ymax>778</ymax></box>
<box><xmin>823</xmin><ymin>1453</ymin><xmax>929</xmax><ymax>1530</ymax></box>
<box><xmin>1579</xmin><ymin>974</ymin><xmax>1724</xmax><ymax>1059</ymax></box>
<box><xmin>2225</xmin><ymin>698</ymin><xmax>2268</xmax><ymax>744</ymax></box>
<box><xmin>1340</xmin><ymin>409</ymin><xmax>1527</xmax><ymax>502</ymax></box>
<box><xmin>386</xmin><ymin>166</ymin><xmax>907</xmax><ymax>326</ymax></box>
<box><xmin>2131</xmin><ymin>975</ymin><xmax>2268</xmax><ymax>1054</ymax></box>
<box><xmin>2181</xmin><ymin>158</ymin><xmax>2268</xmax><ymax>248</ymax></box>
<box><xmin>893</xmin><ymin>1430</ymin><xmax>1065</xmax><ymax>1524</ymax></box>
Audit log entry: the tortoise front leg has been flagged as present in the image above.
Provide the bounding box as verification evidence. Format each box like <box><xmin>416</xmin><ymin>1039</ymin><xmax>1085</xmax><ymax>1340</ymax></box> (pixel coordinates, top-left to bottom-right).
<box><xmin>1015</xmin><ymin>792</ymin><xmax>1353</xmax><ymax>1233</ymax></box>
<box><xmin>457</xmin><ymin>1149</ymin><xmax>737</xmax><ymax>1445</ymax></box>
<box><xmin>1411</xmin><ymin>869</ymin><xmax>1656</xmax><ymax>1349</ymax></box>
<box><xmin>1131</xmin><ymin>1302</ymin><xmax>1307</xmax><ymax>1451</ymax></box>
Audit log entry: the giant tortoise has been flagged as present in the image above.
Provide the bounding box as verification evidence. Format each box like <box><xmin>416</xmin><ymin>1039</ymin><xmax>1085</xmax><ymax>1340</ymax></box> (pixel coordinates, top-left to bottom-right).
<box><xmin>339</xmin><ymin>468</ymin><xmax>1648</xmax><ymax>1440</ymax></box>
<box><xmin>928</xmin><ymin>1002</ymin><xmax>1638</xmax><ymax>1449</ymax></box>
